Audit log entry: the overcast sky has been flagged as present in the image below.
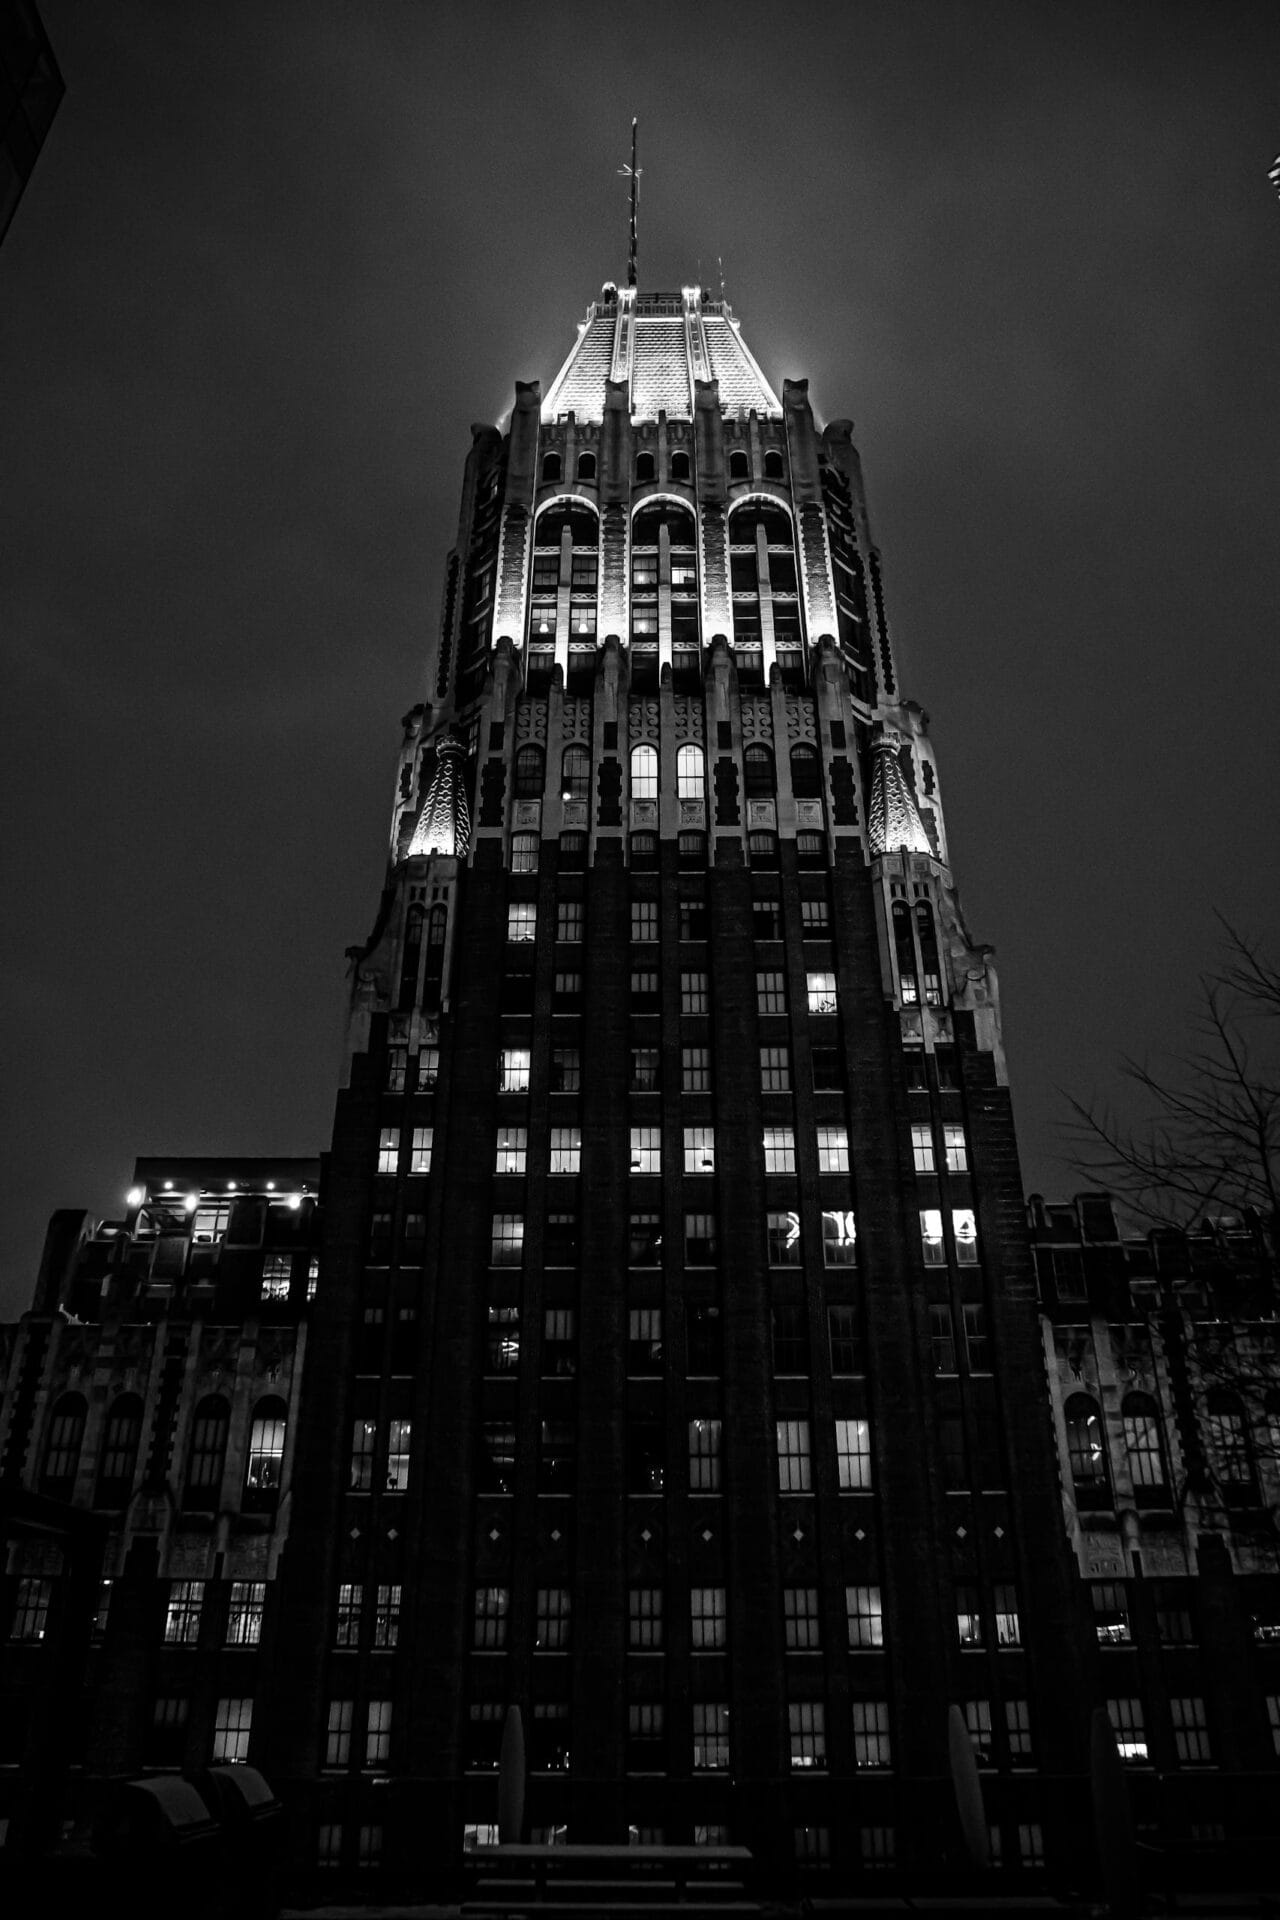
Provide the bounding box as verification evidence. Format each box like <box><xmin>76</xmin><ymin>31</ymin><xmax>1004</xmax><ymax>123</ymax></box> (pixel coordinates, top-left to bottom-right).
<box><xmin>1</xmin><ymin>2</ymin><xmax>1277</xmax><ymax>1317</ymax></box>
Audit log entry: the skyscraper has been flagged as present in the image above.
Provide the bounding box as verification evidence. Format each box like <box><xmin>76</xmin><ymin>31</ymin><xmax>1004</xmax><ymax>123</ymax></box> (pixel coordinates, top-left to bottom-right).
<box><xmin>258</xmin><ymin>279</ymin><xmax>1091</xmax><ymax>1883</ymax></box>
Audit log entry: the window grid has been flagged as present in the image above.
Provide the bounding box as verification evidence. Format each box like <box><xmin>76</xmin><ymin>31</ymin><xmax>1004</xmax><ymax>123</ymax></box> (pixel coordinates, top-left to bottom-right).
<box><xmin>689</xmin><ymin>1418</ymin><xmax>723</xmax><ymax>1491</ymax></box>
<box><xmin>410</xmin><ymin>1126</ymin><xmax>432</xmax><ymax>1175</ymax></box>
<box><xmin>212</xmin><ymin>1697</ymin><xmax>253</xmax><ymax>1764</ymax></box>
<box><xmin>776</xmin><ymin>1419</ymin><xmax>812</xmax><ymax>1493</ymax></box>
<box><xmin>692</xmin><ymin>1703</ymin><xmax>730</xmax><ymax>1770</ymax></box>
<box><xmin>1171</xmin><ymin>1696</ymin><xmax>1211</xmax><ymax>1764</ymax></box>
<box><xmin>836</xmin><ymin>1417</ymin><xmax>872</xmax><ymax>1490</ymax></box>
<box><xmin>846</xmin><ymin>1584</ymin><xmax>883</xmax><ymax>1648</ymax></box>
<box><xmin>682</xmin><ymin>1046</ymin><xmax>710</xmax><ymax>1092</ymax></box>
<box><xmin>789</xmin><ymin>1701</ymin><xmax>827</xmax><ymax>1770</ymax></box>
<box><xmin>165</xmin><ymin>1580</ymin><xmax>204</xmax><ymax>1647</ymax></box>
<box><xmin>366</xmin><ymin>1698</ymin><xmax>392</xmax><ymax>1767</ymax></box>
<box><xmin>326</xmin><ymin>1698</ymin><xmax>354</xmax><ymax>1768</ymax></box>
<box><xmin>852</xmin><ymin>1701</ymin><xmax>891</xmax><ymax>1769</ymax></box>
<box><xmin>684</xmin><ymin>1126</ymin><xmax>715</xmax><ymax>1173</ymax></box>
<box><xmin>474</xmin><ymin>1587</ymin><xmax>510</xmax><ymax>1650</ymax></box>
<box><xmin>816</xmin><ymin>1126</ymin><xmax>849</xmax><ymax>1172</ymax></box>
<box><xmin>334</xmin><ymin>1582</ymin><xmax>362</xmax><ymax>1649</ymax></box>
<box><xmin>226</xmin><ymin>1581</ymin><xmax>265</xmax><ymax>1648</ymax></box>
<box><xmin>756</xmin><ymin>971</ymin><xmax>786</xmax><ymax>1015</ymax></box>
<box><xmin>691</xmin><ymin>1586</ymin><xmax>727</xmax><ymax>1650</ymax></box>
<box><xmin>629</xmin><ymin>1588</ymin><xmax>663</xmax><ymax>1649</ymax></box>
<box><xmin>763</xmin><ymin>1127</ymin><xmax>796</xmax><ymax>1174</ymax></box>
<box><xmin>784</xmin><ymin>1586</ymin><xmax>821</xmax><ymax>1651</ymax></box>
<box><xmin>535</xmin><ymin>1587</ymin><xmax>571</xmax><ymax>1651</ymax></box>
<box><xmin>760</xmin><ymin>1045</ymin><xmax>791</xmax><ymax>1092</ymax></box>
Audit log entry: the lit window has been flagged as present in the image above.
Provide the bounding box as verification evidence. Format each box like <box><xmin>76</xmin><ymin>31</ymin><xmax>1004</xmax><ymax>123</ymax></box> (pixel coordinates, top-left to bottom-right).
<box><xmin>629</xmin><ymin>1588</ymin><xmax>663</xmax><ymax>1648</ymax></box>
<box><xmin>165</xmin><ymin>1580</ymin><xmax>204</xmax><ymax>1646</ymax></box>
<box><xmin>386</xmin><ymin>1048</ymin><xmax>407</xmax><ymax>1091</ymax></box>
<box><xmin>852</xmin><ymin>1701</ymin><xmax>891</xmax><ymax>1769</ymax></box>
<box><xmin>784</xmin><ymin>1587</ymin><xmax>821</xmax><ymax>1651</ymax></box>
<box><xmin>495</xmin><ymin>1127</ymin><xmax>527</xmax><ymax>1174</ymax></box>
<box><xmin>956</xmin><ymin>1585</ymin><xmax>984</xmax><ymax>1647</ymax></box>
<box><xmin>689</xmin><ymin>1417</ymin><xmax>722</xmax><ymax>1491</ymax></box>
<box><xmin>631</xmin><ymin>899</ymin><xmax>659</xmax><ymax>942</ymax></box>
<box><xmin>511</xmin><ymin>833</ymin><xmax>539</xmax><ymax>873</ymax></box>
<box><xmin>766</xmin><ymin>1210</ymin><xmax>802</xmax><ymax>1264</ymax></box>
<box><xmin>334</xmin><ymin>1583</ymin><xmax>362</xmax><ymax>1648</ymax></box>
<box><xmin>953</xmin><ymin>1208</ymin><xmax>979</xmax><ymax>1264</ymax></box>
<box><xmin>326</xmin><ymin>1699</ymin><xmax>354</xmax><ymax>1768</ymax></box>
<box><xmin>1123</xmin><ymin>1396</ymin><xmax>1166</xmax><ymax>1488</ymax></box>
<box><xmin>776</xmin><ymin>1418</ymin><xmax>812</xmax><ymax>1492</ymax></box>
<box><xmin>684</xmin><ymin>1126</ymin><xmax>715</xmax><ymax>1173</ymax></box>
<box><xmin>1266</xmin><ymin>1696</ymin><xmax>1280</xmax><ymax>1757</ymax></box>
<box><xmin>1066</xmin><ymin>1397</ymin><xmax>1110</xmax><ymax>1495</ymax></box>
<box><xmin>631</xmin><ymin>744</ymin><xmax>658</xmax><ymax>801</ymax></box>
<box><xmin>789</xmin><ymin>1701</ymin><xmax>826</xmax><ymax>1770</ymax></box>
<box><xmin>681</xmin><ymin>1046</ymin><xmax>710</xmax><ymax>1091</ymax></box>
<box><xmin>212</xmin><ymin>1697</ymin><xmax>253</xmax><ymax>1764</ymax></box>
<box><xmin>680</xmin><ymin>970</ymin><xmax>709</xmax><ymax>1014</ymax></box>
<box><xmin>246</xmin><ymin>1404</ymin><xmax>286</xmax><ymax>1495</ymax></box>
<box><xmin>417</xmin><ymin>1046</ymin><xmax>439</xmax><ymax>1088</ymax></box>
<box><xmin>964</xmin><ymin>1700</ymin><xmax>992</xmax><ymax>1765</ymax></box>
<box><xmin>374</xmin><ymin>1584</ymin><xmax>401</xmax><ymax>1649</ymax></box>
<box><xmin>1107</xmin><ymin>1697</ymin><xmax>1148</xmax><ymax>1763</ymax></box>
<box><xmin>1018</xmin><ymin>1823</ymin><xmax>1044</xmax><ymax>1867</ymax></box>
<box><xmin>507</xmin><ymin>902</ymin><xmax>537</xmax><ymax>942</ymax></box>
<box><xmin>490</xmin><ymin>1213</ymin><xmax>524</xmax><ymax>1265</ymax></box>
<box><xmin>377</xmin><ymin>1127</ymin><xmax>399</xmax><ymax>1175</ymax></box>
<box><xmin>1170</xmin><ymin>1695</ymin><xmax>1209</xmax><ymax>1762</ymax></box>
<box><xmin>358</xmin><ymin>1825</ymin><xmax>383</xmax><ymax>1866</ymax></box>
<box><xmin>260</xmin><ymin>1253</ymin><xmax>291</xmax><ymax>1302</ymax></box>
<box><xmin>628</xmin><ymin>1307</ymin><xmax>663</xmax><ymax>1373</ymax></box>
<box><xmin>911</xmin><ymin>1124</ymin><xmax>935</xmax><ymax>1173</ymax></box>
<box><xmin>692</xmin><ymin>1703</ymin><xmax>730</xmax><ymax>1770</ymax></box>
<box><xmin>806</xmin><ymin>971</ymin><xmax>838</xmax><ymax>1015</ymax></box>
<box><xmin>801</xmin><ymin>897</ymin><xmax>830</xmax><ymax>933</ymax></box>
<box><xmin>10</xmin><ymin>1577</ymin><xmax>51</xmax><ymax>1642</ymax></box>
<box><xmin>995</xmin><ymin>1584</ymin><xmax>1021</xmax><ymax>1647</ymax></box>
<box><xmin>366</xmin><ymin>1699</ymin><xmax>392</xmax><ymax>1768</ymax></box>
<box><xmin>410</xmin><ymin>1127</ymin><xmax>432</xmax><ymax>1175</ymax></box>
<box><xmin>816</xmin><ymin>1126</ymin><xmax>849</xmax><ymax>1172</ymax></box>
<box><xmin>860</xmin><ymin>1826</ymin><xmax>895</xmax><ymax>1869</ymax></box>
<box><xmin>1092</xmin><ymin>1582</ymin><xmax>1131</xmax><ymax>1645</ymax></box>
<box><xmin>836</xmin><ymin>1417</ymin><xmax>872</xmax><ymax>1490</ymax></box>
<box><xmin>561</xmin><ymin>744</ymin><xmax>590</xmax><ymax>800</ymax></box>
<box><xmin>763</xmin><ymin>1127</ymin><xmax>796</xmax><ymax>1173</ymax></box>
<box><xmin>227</xmin><ymin>1581</ymin><xmax>265</xmax><ymax>1647</ymax></box>
<box><xmin>556</xmin><ymin>899</ymin><xmax>583</xmax><ymax>941</ymax></box>
<box><xmin>386</xmin><ymin>1419</ymin><xmax>411</xmax><ymax>1491</ymax></box>
<box><xmin>473</xmin><ymin>1587</ymin><xmax>510</xmax><ymax>1650</ymax></box>
<box><xmin>846</xmin><ymin>1584</ymin><xmax>883</xmax><ymax>1648</ymax></box>
<box><xmin>822</xmin><ymin>1210</ymin><xmax>858</xmax><ymax>1266</ymax></box>
<box><xmin>759</xmin><ymin>1045</ymin><xmax>791</xmax><ymax>1092</ymax></box>
<box><xmin>943</xmin><ymin>1124</ymin><xmax>968</xmax><ymax>1172</ymax></box>
<box><xmin>677</xmin><ymin>743</ymin><xmax>704</xmax><ymax>801</ymax></box>
<box><xmin>535</xmin><ymin>1587</ymin><xmax>571</xmax><ymax>1650</ymax></box>
<box><xmin>920</xmin><ymin>1208</ymin><xmax>945</xmax><ymax>1265</ymax></box>
<box><xmin>756</xmin><ymin>970</ymin><xmax>786</xmax><ymax>1014</ymax></box>
<box><xmin>630</xmin><ymin>1127</ymin><xmax>661</xmax><ymax>1173</ymax></box>
<box><xmin>631</xmin><ymin>966</ymin><xmax>659</xmax><ymax>999</ymax></box>
<box><xmin>549</xmin><ymin>1127</ymin><xmax>581</xmax><ymax>1174</ymax></box>
<box><xmin>691</xmin><ymin>1586</ymin><xmax>727</xmax><ymax>1649</ymax></box>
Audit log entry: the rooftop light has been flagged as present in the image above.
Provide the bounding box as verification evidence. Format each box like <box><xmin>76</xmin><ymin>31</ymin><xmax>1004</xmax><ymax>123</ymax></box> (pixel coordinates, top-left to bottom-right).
<box><xmin>287</xmin><ymin>1194</ymin><xmax>302</xmax><ymax>1212</ymax></box>
<box><xmin>126</xmin><ymin>1186</ymin><xmax>144</xmax><ymax>1208</ymax></box>
<box><xmin>184</xmin><ymin>1194</ymin><xmax>198</xmax><ymax>1214</ymax></box>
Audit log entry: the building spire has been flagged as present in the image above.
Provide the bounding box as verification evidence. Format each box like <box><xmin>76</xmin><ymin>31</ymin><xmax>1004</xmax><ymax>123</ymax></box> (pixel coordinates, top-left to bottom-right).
<box><xmin>618</xmin><ymin>118</ymin><xmax>641</xmax><ymax>288</ymax></box>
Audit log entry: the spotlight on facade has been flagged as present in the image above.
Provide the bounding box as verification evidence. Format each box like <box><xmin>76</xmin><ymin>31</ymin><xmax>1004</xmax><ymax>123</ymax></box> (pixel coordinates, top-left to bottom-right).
<box><xmin>287</xmin><ymin>1194</ymin><xmax>302</xmax><ymax>1212</ymax></box>
<box><xmin>184</xmin><ymin>1194</ymin><xmax>198</xmax><ymax>1214</ymax></box>
<box><xmin>125</xmin><ymin>1186</ymin><xmax>144</xmax><ymax>1208</ymax></box>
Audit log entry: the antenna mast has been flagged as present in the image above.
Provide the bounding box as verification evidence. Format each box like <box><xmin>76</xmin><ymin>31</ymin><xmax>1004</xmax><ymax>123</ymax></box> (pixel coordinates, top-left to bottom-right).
<box><xmin>618</xmin><ymin>118</ymin><xmax>641</xmax><ymax>288</ymax></box>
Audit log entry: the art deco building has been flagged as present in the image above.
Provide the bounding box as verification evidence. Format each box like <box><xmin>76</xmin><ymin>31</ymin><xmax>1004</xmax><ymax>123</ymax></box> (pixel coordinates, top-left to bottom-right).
<box><xmin>253</xmin><ymin>281</ymin><xmax>1093</xmax><ymax>1883</ymax></box>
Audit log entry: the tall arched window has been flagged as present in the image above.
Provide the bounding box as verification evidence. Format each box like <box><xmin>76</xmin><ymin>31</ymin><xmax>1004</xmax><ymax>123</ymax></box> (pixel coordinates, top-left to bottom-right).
<box><xmin>790</xmin><ymin>744</ymin><xmax>822</xmax><ymax>799</ymax></box>
<box><xmin>1121</xmin><ymin>1392</ymin><xmax>1167</xmax><ymax>1502</ymax></box>
<box><xmin>561</xmin><ymin>745</ymin><xmax>590</xmax><ymax>802</ymax></box>
<box><xmin>398</xmin><ymin>902</ymin><xmax>423</xmax><ymax>1013</ymax></box>
<box><xmin>670</xmin><ymin>450</ymin><xmax>691</xmax><ymax>481</ymax></box>
<box><xmin>915</xmin><ymin>901</ymin><xmax>943</xmax><ymax>1007</ymax></box>
<box><xmin>576</xmin><ymin>451</ymin><xmax>596</xmax><ymax>481</ymax></box>
<box><xmin>541</xmin><ymin>451</ymin><xmax>562</xmax><ymax>484</ymax></box>
<box><xmin>185</xmin><ymin>1395</ymin><xmax>230</xmax><ymax>1510</ymax></box>
<box><xmin>422</xmin><ymin>902</ymin><xmax>448</xmax><ymax>1005</ymax></box>
<box><xmin>630</xmin><ymin>744</ymin><xmax>658</xmax><ymax>802</ymax></box>
<box><xmin>245</xmin><ymin>1396</ymin><xmax>288</xmax><ymax>1506</ymax></box>
<box><xmin>891</xmin><ymin>900</ymin><xmax>917</xmax><ymax>1004</ymax></box>
<box><xmin>743</xmin><ymin>745</ymin><xmax>775</xmax><ymax>797</ymax></box>
<box><xmin>729</xmin><ymin>449</ymin><xmax>749</xmax><ymax>480</ymax></box>
<box><xmin>635</xmin><ymin>452</ymin><xmax>655</xmax><ymax>482</ymax></box>
<box><xmin>677</xmin><ymin>744</ymin><xmax>705</xmax><ymax>803</ymax></box>
<box><xmin>1064</xmin><ymin>1394</ymin><xmax>1110</xmax><ymax>1507</ymax></box>
<box><xmin>95</xmin><ymin>1394</ymin><xmax>143</xmax><ymax>1508</ymax></box>
<box><xmin>514</xmin><ymin>744</ymin><xmax>545</xmax><ymax>798</ymax></box>
<box><xmin>764</xmin><ymin>449</ymin><xmax>784</xmax><ymax>480</ymax></box>
<box><xmin>40</xmin><ymin>1393</ymin><xmax>86</xmax><ymax>1496</ymax></box>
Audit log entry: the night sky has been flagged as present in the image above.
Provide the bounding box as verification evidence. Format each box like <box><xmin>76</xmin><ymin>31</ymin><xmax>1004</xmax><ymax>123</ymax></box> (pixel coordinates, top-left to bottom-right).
<box><xmin>2</xmin><ymin>2</ymin><xmax>1277</xmax><ymax>1318</ymax></box>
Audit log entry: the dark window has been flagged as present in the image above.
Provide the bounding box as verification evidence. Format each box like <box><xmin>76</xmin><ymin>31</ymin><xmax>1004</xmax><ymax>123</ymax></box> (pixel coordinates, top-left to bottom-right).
<box><xmin>827</xmin><ymin>1305</ymin><xmax>861</xmax><ymax>1375</ymax></box>
<box><xmin>541</xmin><ymin>451</ymin><xmax>562</xmax><ymax>484</ymax></box>
<box><xmin>771</xmin><ymin>1303</ymin><xmax>808</xmax><ymax>1375</ymax></box>
<box><xmin>687</xmin><ymin>1302</ymin><xmax>722</xmax><ymax>1376</ymax></box>
<box><xmin>729</xmin><ymin>449</ymin><xmax>750</xmax><ymax>480</ymax></box>
<box><xmin>636</xmin><ymin>451</ymin><xmax>655</xmax><ymax>482</ymax></box>
<box><xmin>764</xmin><ymin>449</ymin><xmax>784</xmax><ymax>480</ymax></box>
<box><xmin>790</xmin><ymin>745</ymin><xmax>822</xmax><ymax>798</ymax></box>
<box><xmin>95</xmin><ymin>1395</ymin><xmax>143</xmax><ymax>1508</ymax></box>
<box><xmin>514</xmin><ymin>745</ymin><xmax>545</xmax><ymax>798</ymax></box>
<box><xmin>671</xmin><ymin>450</ymin><xmax>691</xmax><ymax>481</ymax></box>
<box><xmin>576</xmin><ymin>451</ymin><xmax>596</xmax><ymax>481</ymax></box>
<box><xmin>185</xmin><ymin>1396</ymin><xmax>230</xmax><ymax>1509</ymax></box>
<box><xmin>743</xmin><ymin>745</ymin><xmax>775</xmax><ymax>797</ymax></box>
<box><xmin>40</xmin><ymin>1394</ymin><xmax>86</xmax><ymax>1495</ymax></box>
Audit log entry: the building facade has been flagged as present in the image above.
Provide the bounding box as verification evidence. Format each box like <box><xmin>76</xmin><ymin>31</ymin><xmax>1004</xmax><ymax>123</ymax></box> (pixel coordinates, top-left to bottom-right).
<box><xmin>252</xmin><ymin>283</ymin><xmax>1092</xmax><ymax>1884</ymax></box>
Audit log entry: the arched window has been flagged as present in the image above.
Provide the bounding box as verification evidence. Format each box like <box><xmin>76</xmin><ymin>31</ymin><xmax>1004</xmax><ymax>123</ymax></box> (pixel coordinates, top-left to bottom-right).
<box><xmin>1206</xmin><ymin>1390</ymin><xmax>1255</xmax><ymax>1499</ymax></box>
<box><xmin>422</xmin><ymin>902</ymin><xmax>448</xmax><ymax>1004</ymax></box>
<box><xmin>514</xmin><ymin>745</ymin><xmax>545</xmax><ymax>799</ymax></box>
<box><xmin>40</xmin><ymin>1393</ymin><xmax>86</xmax><ymax>1495</ymax></box>
<box><xmin>535</xmin><ymin>503</ymin><xmax>598</xmax><ymax>550</ymax></box>
<box><xmin>891</xmin><ymin>900</ymin><xmax>917</xmax><ymax>1004</ymax></box>
<box><xmin>95</xmin><ymin>1394</ymin><xmax>143</xmax><ymax>1508</ymax></box>
<box><xmin>790</xmin><ymin>744</ymin><xmax>822</xmax><ymax>799</ymax></box>
<box><xmin>677</xmin><ymin>744</ymin><xmax>705</xmax><ymax>803</ymax></box>
<box><xmin>630</xmin><ymin>744</ymin><xmax>658</xmax><ymax>802</ymax></box>
<box><xmin>729</xmin><ymin>449</ymin><xmax>750</xmax><ymax>481</ymax></box>
<box><xmin>730</xmin><ymin>502</ymin><xmax>794</xmax><ymax>548</ymax></box>
<box><xmin>743</xmin><ymin>744</ymin><xmax>775</xmax><ymax>797</ymax></box>
<box><xmin>915</xmin><ymin>901</ymin><xmax>942</xmax><ymax>1007</ymax></box>
<box><xmin>764</xmin><ymin>449</ymin><xmax>784</xmax><ymax>480</ymax></box>
<box><xmin>245</xmin><ymin>1395</ymin><xmax>288</xmax><ymax>1505</ymax></box>
<box><xmin>1121</xmin><ymin>1391</ymin><xmax>1166</xmax><ymax>1498</ymax></box>
<box><xmin>561</xmin><ymin>745</ymin><xmax>590</xmax><ymax>803</ymax></box>
<box><xmin>398</xmin><ymin>902</ymin><xmax>423</xmax><ymax>1013</ymax></box>
<box><xmin>671</xmin><ymin>450</ymin><xmax>691</xmax><ymax>481</ymax></box>
<box><xmin>576</xmin><ymin>451</ymin><xmax>596</xmax><ymax>481</ymax></box>
<box><xmin>185</xmin><ymin>1395</ymin><xmax>230</xmax><ymax>1510</ymax></box>
<box><xmin>541</xmin><ymin>451</ymin><xmax>562</xmax><ymax>484</ymax></box>
<box><xmin>1064</xmin><ymin>1394</ymin><xmax>1110</xmax><ymax>1505</ymax></box>
<box><xmin>635</xmin><ymin>451</ymin><xmax>655</xmax><ymax>482</ymax></box>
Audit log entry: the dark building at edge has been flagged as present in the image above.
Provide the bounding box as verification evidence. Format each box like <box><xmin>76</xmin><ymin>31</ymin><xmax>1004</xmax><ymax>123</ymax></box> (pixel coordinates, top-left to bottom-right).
<box><xmin>0</xmin><ymin>1</ymin><xmax>63</xmax><ymax>247</ymax></box>
<box><xmin>1</xmin><ymin>283</ymin><xmax>1277</xmax><ymax>1898</ymax></box>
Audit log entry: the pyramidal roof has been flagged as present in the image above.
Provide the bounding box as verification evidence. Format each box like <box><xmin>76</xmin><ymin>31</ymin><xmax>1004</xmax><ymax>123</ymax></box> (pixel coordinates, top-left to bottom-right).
<box><xmin>542</xmin><ymin>284</ymin><xmax>782</xmax><ymax>425</ymax></box>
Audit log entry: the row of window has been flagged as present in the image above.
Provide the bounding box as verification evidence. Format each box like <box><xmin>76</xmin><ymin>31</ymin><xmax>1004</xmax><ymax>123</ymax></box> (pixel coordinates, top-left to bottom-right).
<box><xmin>33</xmin><ymin>1393</ymin><xmax>286</xmax><ymax>1508</ymax></box>
<box><xmin>471</xmin><ymin>1415</ymin><xmax>872</xmax><ymax>1499</ymax></box>
<box><xmin>536</xmin><ymin>448</ymin><xmax>784</xmax><ymax>486</ymax></box>
<box><xmin>479</xmin><ymin>1299</ymin><xmax>863</xmax><ymax>1381</ymax></box>
<box><xmin>485</xmin><ymin>1204</ymin><xmax>976</xmax><ymax>1268</ymax></box>
<box><xmin>492</xmin><ymin>1041</ymin><xmax>843</xmax><ymax>1096</ymax></box>
<box><xmin>507</xmin><ymin>829</ymin><xmax>828</xmax><ymax>874</ymax></box>
<box><xmin>1062</xmin><ymin>1388</ymin><xmax>1273</xmax><ymax>1508</ymax></box>
<box><xmin>511</xmin><ymin>742</ymin><xmax>823</xmax><ymax>805</ymax></box>
<box><xmin>504</xmin><ymin>895</ymin><xmax>834</xmax><ymax>945</ymax></box>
